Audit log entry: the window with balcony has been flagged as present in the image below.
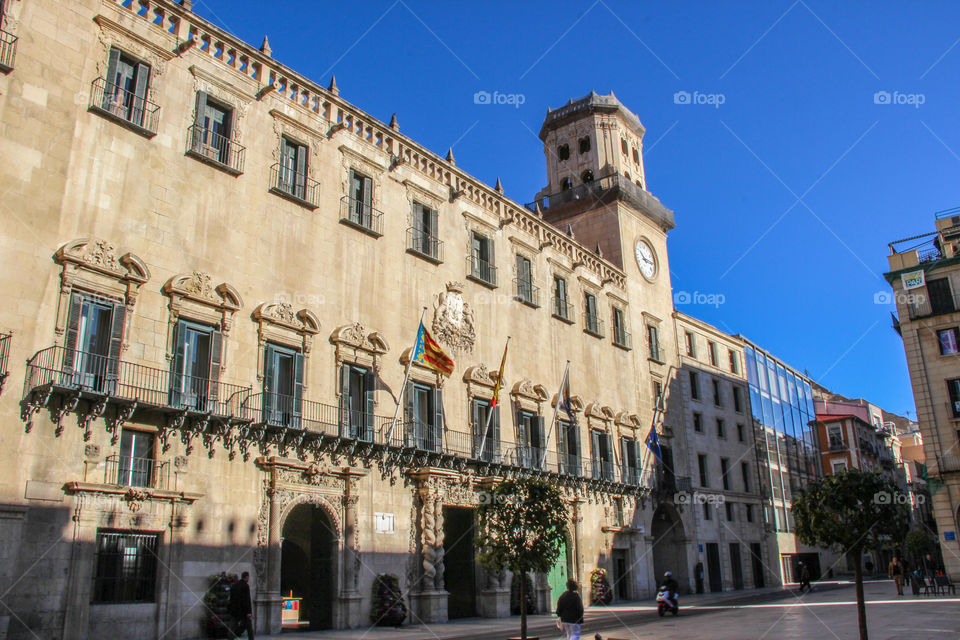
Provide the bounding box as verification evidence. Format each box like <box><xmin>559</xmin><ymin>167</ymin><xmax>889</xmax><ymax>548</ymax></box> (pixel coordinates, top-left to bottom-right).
<box><xmin>170</xmin><ymin>319</ymin><xmax>222</xmax><ymax>413</ymax></box>
<box><xmin>729</xmin><ymin>349</ymin><xmax>740</xmax><ymax>374</ymax></box>
<box><xmin>621</xmin><ymin>436</ymin><xmax>641</xmax><ymax>484</ymax></box>
<box><xmin>471</xmin><ymin>397</ymin><xmax>499</xmax><ymax>462</ymax></box>
<box><xmin>92</xmin><ymin>530</ymin><xmax>159</xmax><ymax>604</ymax></box>
<box><xmin>708</xmin><ymin>341</ymin><xmax>718</xmax><ymax>366</ymax></box>
<box><xmin>693</xmin><ymin>412</ymin><xmax>703</xmax><ymax>432</ymax></box>
<box><xmin>63</xmin><ymin>292</ymin><xmax>126</xmax><ymax>394</ymax></box>
<box><xmin>939</xmin><ymin>328</ymin><xmax>960</xmax><ymax>355</ymax></box>
<box><xmin>690</xmin><ymin>370</ymin><xmax>700</xmax><ymax>400</ymax></box>
<box><xmin>741</xmin><ymin>462</ymin><xmax>751</xmax><ymax>492</ymax></box>
<box><xmin>557</xmin><ymin>418</ymin><xmax>581</xmax><ymax>476</ymax></box>
<box><xmin>408</xmin><ymin>202</ymin><xmax>442</xmax><ymax>262</ymax></box>
<box><xmin>468</xmin><ymin>232</ymin><xmax>496</xmax><ymax>287</ymax></box>
<box><xmin>340</xmin><ymin>363</ymin><xmax>375</xmax><ymax>441</ymax></box>
<box><xmin>188</xmin><ymin>92</ymin><xmax>244</xmax><ymax>173</ymax></box>
<box><xmin>269</xmin><ymin>137</ymin><xmax>318</xmax><ymax>208</ymax></box>
<box><xmin>340</xmin><ymin>169</ymin><xmax>382</xmax><ymax>235</ymax></box>
<box><xmin>517</xmin><ymin>409</ymin><xmax>545</xmax><ymax>469</ymax></box>
<box><xmin>698</xmin><ymin>453</ymin><xmax>708</xmax><ymax>487</ymax></box>
<box><xmin>262</xmin><ymin>343</ymin><xmax>303</xmax><ymax>428</ymax></box>
<box><xmin>0</xmin><ymin>0</ymin><xmax>17</xmax><ymax>72</ymax></box>
<box><xmin>116</xmin><ymin>429</ymin><xmax>155</xmax><ymax>488</ymax></box>
<box><xmin>515</xmin><ymin>255</ymin><xmax>538</xmax><ymax>307</ymax></box>
<box><xmin>553</xmin><ymin>276</ymin><xmax>573</xmax><ymax>322</ymax></box>
<box><xmin>717</xmin><ymin>418</ymin><xmax>725</xmax><ymax>439</ymax></box>
<box><xmin>647</xmin><ymin>325</ymin><xmax>661</xmax><ymax>361</ymax></box>
<box><xmin>684</xmin><ymin>331</ymin><xmax>696</xmax><ymax>357</ymax></box>
<box><xmin>591</xmin><ymin>429</ymin><xmax>614</xmax><ymax>481</ymax></box>
<box><xmin>612</xmin><ymin>307</ymin><xmax>631</xmax><ymax>349</ymax></box>
<box><xmin>584</xmin><ymin>293</ymin><xmax>603</xmax><ymax>337</ymax></box>
<box><xmin>406</xmin><ymin>381</ymin><xmax>443</xmax><ymax>452</ymax></box>
<box><xmin>721</xmin><ymin>457</ymin><xmax>730</xmax><ymax>490</ymax></box>
<box><xmin>90</xmin><ymin>48</ymin><xmax>158</xmax><ymax>134</ymax></box>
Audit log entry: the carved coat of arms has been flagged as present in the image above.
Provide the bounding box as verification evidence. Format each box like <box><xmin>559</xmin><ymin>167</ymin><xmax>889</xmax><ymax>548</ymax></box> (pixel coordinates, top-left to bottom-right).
<box><xmin>432</xmin><ymin>282</ymin><xmax>475</xmax><ymax>353</ymax></box>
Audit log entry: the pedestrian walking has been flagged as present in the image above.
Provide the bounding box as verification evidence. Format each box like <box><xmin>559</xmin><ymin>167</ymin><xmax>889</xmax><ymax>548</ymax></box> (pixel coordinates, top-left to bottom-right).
<box><xmin>230</xmin><ymin>571</ymin><xmax>255</xmax><ymax>639</ymax></box>
<box><xmin>798</xmin><ymin>562</ymin><xmax>811</xmax><ymax>593</ymax></box>
<box><xmin>555</xmin><ymin>579</ymin><xmax>584</xmax><ymax>640</ymax></box>
<box><xmin>888</xmin><ymin>556</ymin><xmax>904</xmax><ymax>596</ymax></box>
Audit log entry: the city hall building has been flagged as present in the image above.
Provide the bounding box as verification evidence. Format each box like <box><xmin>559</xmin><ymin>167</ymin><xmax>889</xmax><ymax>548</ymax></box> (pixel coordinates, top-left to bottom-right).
<box><xmin>0</xmin><ymin>1</ymin><xmax>733</xmax><ymax>638</ymax></box>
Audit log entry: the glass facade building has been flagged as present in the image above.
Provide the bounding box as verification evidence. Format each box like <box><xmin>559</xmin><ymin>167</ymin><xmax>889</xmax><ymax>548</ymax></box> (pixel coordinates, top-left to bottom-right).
<box><xmin>743</xmin><ymin>340</ymin><xmax>821</xmax><ymax>533</ymax></box>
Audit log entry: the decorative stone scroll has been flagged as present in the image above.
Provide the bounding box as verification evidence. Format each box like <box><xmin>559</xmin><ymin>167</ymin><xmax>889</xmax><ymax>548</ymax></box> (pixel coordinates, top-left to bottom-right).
<box><xmin>584</xmin><ymin>402</ymin><xmax>615</xmax><ymax>430</ymax></box>
<box><xmin>510</xmin><ymin>378</ymin><xmax>549</xmax><ymax>412</ymax></box>
<box><xmin>462</xmin><ymin>364</ymin><xmax>501</xmax><ymax>400</ymax></box>
<box><xmin>252</xmin><ymin>302</ymin><xmax>319</xmax><ymax>375</ymax></box>
<box><xmin>163</xmin><ymin>271</ymin><xmax>243</xmax><ymax>363</ymax></box>
<box><xmin>330</xmin><ymin>323</ymin><xmax>389</xmax><ymax>373</ymax></box>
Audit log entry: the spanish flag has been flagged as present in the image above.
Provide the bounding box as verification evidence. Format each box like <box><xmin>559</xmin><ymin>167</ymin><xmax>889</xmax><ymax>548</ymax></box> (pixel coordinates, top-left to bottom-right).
<box><xmin>490</xmin><ymin>339</ymin><xmax>509</xmax><ymax>407</ymax></box>
<box><xmin>412</xmin><ymin>323</ymin><xmax>454</xmax><ymax>376</ymax></box>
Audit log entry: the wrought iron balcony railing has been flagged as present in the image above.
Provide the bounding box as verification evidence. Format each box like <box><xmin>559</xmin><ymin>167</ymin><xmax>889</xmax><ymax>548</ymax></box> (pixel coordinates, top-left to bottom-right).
<box><xmin>514</xmin><ymin>279</ymin><xmax>540</xmax><ymax>308</ymax></box>
<box><xmin>613</xmin><ymin>327</ymin><xmax>632</xmax><ymax>350</ymax></box>
<box><xmin>104</xmin><ymin>455</ymin><xmax>169</xmax><ymax>490</ymax></box>
<box><xmin>557</xmin><ymin>452</ymin><xmax>583</xmax><ymax>477</ymax></box>
<box><xmin>186</xmin><ymin>124</ymin><xmax>245</xmax><ymax>175</ymax></box>
<box><xmin>0</xmin><ymin>332</ymin><xmax>10</xmax><ymax>394</ymax></box>
<box><xmin>23</xmin><ymin>346</ymin><xmax>250</xmax><ymax>419</ymax></box>
<box><xmin>406</xmin><ymin>227</ymin><xmax>443</xmax><ymax>262</ymax></box>
<box><xmin>270</xmin><ymin>163</ymin><xmax>320</xmax><ymax>209</ymax></box>
<box><xmin>0</xmin><ymin>28</ymin><xmax>17</xmax><ymax>72</ymax></box>
<box><xmin>592</xmin><ymin>459</ymin><xmax>617</xmax><ymax>482</ymax></box>
<box><xmin>552</xmin><ymin>296</ymin><xmax>575</xmax><ymax>323</ymax></box>
<box><xmin>339</xmin><ymin>196</ymin><xmax>384</xmax><ymax>237</ymax></box>
<box><xmin>906</xmin><ymin>290</ymin><xmax>960</xmax><ymax>320</ymax></box>
<box><xmin>88</xmin><ymin>77</ymin><xmax>160</xmax><ymax>136</ymax></box>
<box><xmin>467</xmin><ymin>256</ymin><xmax>497</xmax><ymax>287</ymax></box>
<box><xmin>584</xmin><ymin>313</ymin><xmax>605</xmax><ymax>338</ymax></box>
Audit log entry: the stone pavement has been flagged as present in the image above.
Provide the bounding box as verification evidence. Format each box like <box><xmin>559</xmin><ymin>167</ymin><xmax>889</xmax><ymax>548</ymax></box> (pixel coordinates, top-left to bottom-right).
<box><xmin>259</xmin><ymin>580</ymin><xmax>857</xmax><ymax>640</ymax></box>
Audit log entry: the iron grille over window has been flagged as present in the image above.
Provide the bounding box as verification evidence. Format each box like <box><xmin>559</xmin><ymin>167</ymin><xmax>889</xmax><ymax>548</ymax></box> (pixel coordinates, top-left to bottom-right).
<box><xmin>92</xmin><ymin>530</ymin><xmax>160</xmax><ymax>603</ymax></box>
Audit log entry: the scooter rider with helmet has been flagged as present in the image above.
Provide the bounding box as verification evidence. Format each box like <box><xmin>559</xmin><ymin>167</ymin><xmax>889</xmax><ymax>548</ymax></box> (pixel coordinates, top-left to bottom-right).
<box><xmin>662</xmin><ymin>571</ymin><xmax>679</xmax><ymax>609</ymax></box>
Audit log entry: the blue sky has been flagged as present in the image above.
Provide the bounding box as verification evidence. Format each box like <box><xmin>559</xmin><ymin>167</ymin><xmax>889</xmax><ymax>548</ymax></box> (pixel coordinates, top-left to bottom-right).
<box><xmin>192</xmin><ymin>0</ymin><xmax>959</xmax><ymax>419</ymax></box>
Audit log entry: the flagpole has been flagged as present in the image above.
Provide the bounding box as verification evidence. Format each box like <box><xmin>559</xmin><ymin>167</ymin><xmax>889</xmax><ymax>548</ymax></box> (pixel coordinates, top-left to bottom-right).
<box><xmin>477</xmin><ymin>336</ymin><xmax>510</xmax><ymax>459</ymax></box>
<box><xmin>540</xmin><ymin>360</ymin><xmax>569</xmax><ymax>469</ymax></box>
<box><xmin>386</xmin><ymin>307</ymin><xmax>427</xmax><ymax>443</ymax></box>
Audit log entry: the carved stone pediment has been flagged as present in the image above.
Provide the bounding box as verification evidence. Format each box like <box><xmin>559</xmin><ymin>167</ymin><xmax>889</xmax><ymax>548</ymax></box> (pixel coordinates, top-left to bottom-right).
<box><xmin>55</xmin><ymin>237</ymin><xmax>149</xmax><ymax>284</ymax></box>
<box><xmin>331</xmin><ymin>322</ymin><xmax>389</xmax><ymax>372</ymax></box>
<box><xmin>585</xmin><ymin>402</ymin><xmax>613</xmax><ymax>420</ymax></box>
<box><xmin>463</xmin><ymin>364</ymin><xmax>500</xmax><ymax>389</ymax></box>
<box><xmin>253</xmin><ymin>302</ymin><xmax>320</xmax><ymax>335</ymax></box>
<box><xmin>551</xmin><ymin>393</ymin><xmax>584</xmax><ymax>412</ymax></box>
<box><xmin>511</xmin><ymin>379</ymin><xmax>548</xmax><ymax>411</ymax></box>
<box><xmin>616</xmin><ymin>411</ymin><xmax>642</xmax><ymax>429</ymax></box>
<box><xmin>164</xmin><ymin>271</ymin><xmax>242</xmax><ymax>310</ymax></box>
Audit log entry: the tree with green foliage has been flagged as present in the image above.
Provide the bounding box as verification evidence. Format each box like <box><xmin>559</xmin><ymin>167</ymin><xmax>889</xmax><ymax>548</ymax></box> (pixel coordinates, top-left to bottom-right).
<box><xmin>904</xmin><ymin>529</ymin><xmax>935</xmax><ymax>573</ymax></box>
<box><xmin>475</xmin><ymin>478</ymin><xmax>568</xmax><ymax>640</ymax></box>
<box><xmin>792</xmin><ymin>470</ymin><xmax>909</xmax><ymax>640</ymax></box>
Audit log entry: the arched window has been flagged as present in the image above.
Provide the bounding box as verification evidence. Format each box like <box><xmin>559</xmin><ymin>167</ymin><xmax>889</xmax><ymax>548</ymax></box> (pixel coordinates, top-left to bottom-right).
<box><xmin>621</xmin><ymin>138</ymin><xmax>628</xmax><ymax>154</ymax></box>
<box><xmin>557</xmin><ymin>144</ymin><xmax>570</xmax><ymax>161</ymax></box>
<box><xmin>581</xmin><ymin>170</ymin><xmax>594</xmax><ymax>183</ymax></box>
<box><xmin>561</xmin><ymin>177</ymin><xmax>572</xmax><ymax>191</ymax></box>
<box><xmin>579</xmin><ymin>136</ymin><xmax>591</xmax><ymax>154</ymax></box>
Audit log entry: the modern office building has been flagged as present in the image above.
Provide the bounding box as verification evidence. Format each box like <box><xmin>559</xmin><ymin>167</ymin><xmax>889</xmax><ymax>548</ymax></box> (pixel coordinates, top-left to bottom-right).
<box><xmin>885</xmin><ymin>208</ymin><xmax>960</xmax><ymax>580</ymax></box>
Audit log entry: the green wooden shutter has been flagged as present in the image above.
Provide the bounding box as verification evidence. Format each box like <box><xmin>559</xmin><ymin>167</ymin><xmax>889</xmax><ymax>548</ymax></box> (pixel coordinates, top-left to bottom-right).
<box><xmin>339</xmin><ymin>364</ymin><xmax>351</xmax><ymax>436</ymax></box>
<box><xmin>294</xmin><ymin>142</ymin><xmax>307</xmax><ymax>198</ymax></box>
<box><xmin>556</xmin><ymin>420</ymin><xmax>567</xmax><ymax>471</ymax></box>
<box><xmin>515</xmin><ymin>409</ymin><xmax>527</xmax><ymax>466</ymax></box>
<box><xmin>404</xmin><ymin>382</ymin><xmax>415</xmax><ymax>447</ymax></box>
<box><xmin>106</xmin><ymin>302</ymin><xmax>125</xmax><ymax>393</ymax></box>
<box><xmin>292</xmin><ymin>351</ymin><xmax>304</xmax><ymax>428</ymax></box>
<box><xmin>492</xmin><ymin>405</ymin><xmax>501</xmax><ymax>460</ymax></box>
<box><xmin>363</xmin><ymin>369</ymin><xmax>375</xmax><ymax>441</ymax></box>
<box><xmin>170</xmin><ymin>321</ymin><xmax>186</xmax><ymax>408</ymax></box>
<box><xmin>103</xmin><ymin>48</ymin><xmax>121</xmax><ymax>110</ymax></box>
<box><xmin>263</xmin><ymin>344</ymin><xmax>276</xmax><ymax>423</ymax></box>
<box><xmin>591</xmin><ymin>430</ymin><xmax>601</xmax><ymax>478</ymax></box>
<box><xmin>132</xmin><ymin>62</ymin><xmax>150</xmax><ymax>126</ymax></box>
<box><xmin>471</xmin><ymin>399</ymin><xmax>481</xmax><ymax>455</ymax></box>
<box><xmin>63</xmin><ymin>292</ymin><xmax>83</xmax><ymax>373</ymax></box>
<box><xmin>208</xmin><ymin>329</ymin><xmax>222</xmax><ymax>409</ymax></box>
<box><xmin>193</xmin><ymin>91</ymin><xmax>208</xmax><ymax>152</ymax></box>
<box><xmin>433</xmin><ymin>387</ymin><xmax>444</xmax><ymax>452</ymax></box>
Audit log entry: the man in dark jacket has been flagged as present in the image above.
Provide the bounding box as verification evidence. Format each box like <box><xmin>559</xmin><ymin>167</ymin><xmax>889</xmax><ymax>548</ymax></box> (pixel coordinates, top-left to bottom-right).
<box><xmin>555</xmin><ymin>579</ymin><xmax>584</xmax><ymax>640</ymax></box>
<box><xmin>230</xmin><ymin>571</ymin><xmax>254</xmax><ymax>640</ymax></box>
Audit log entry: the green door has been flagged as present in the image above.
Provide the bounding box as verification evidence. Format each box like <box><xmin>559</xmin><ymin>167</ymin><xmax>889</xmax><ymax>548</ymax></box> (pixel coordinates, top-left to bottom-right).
<box><xmin>547</xmin><ymin>538</ymin><xmax>568</xmax><ymax>610</ymax></box>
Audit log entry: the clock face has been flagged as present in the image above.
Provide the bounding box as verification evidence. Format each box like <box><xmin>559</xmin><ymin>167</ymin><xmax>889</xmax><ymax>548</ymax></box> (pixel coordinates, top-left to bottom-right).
<box><xmin>635</xmin><ymin>240</ymin><xmax>657</xmax><ymax>279</ymax></box>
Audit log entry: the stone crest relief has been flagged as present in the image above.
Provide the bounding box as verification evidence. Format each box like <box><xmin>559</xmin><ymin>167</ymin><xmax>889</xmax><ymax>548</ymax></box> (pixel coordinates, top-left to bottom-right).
<box><xmin>432</xmin><ymin>282</ymin><xmax>475</xmax><ymax>353</ymax></box>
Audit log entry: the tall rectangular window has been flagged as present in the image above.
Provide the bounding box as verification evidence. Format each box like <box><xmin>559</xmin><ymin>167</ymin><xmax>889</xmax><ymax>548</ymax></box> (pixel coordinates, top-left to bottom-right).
<box><xmin>940</xmin><ymin>328</ymin><xmax>960</xmax><ymax>355</ymax></box>
<box><xmin>698</xmin><ymin>454</ymin><xmax>708</xmax><ymax>487</ymax></box>
<box><xmin>648</xmin><ymin>325</ymin><xmax>661</xmax><ymax>361</ymax></box>
<box><xmin>733</xmin><ymin>386</ymin><xmax>744</xmax><ymax>413</ymax></box>
<box><xmin>92</xmin><ymin>530</ymin><xmax>160</xmax><ymax>603</ymax></box>
<box><xmin>693</xmin><ymin>412</ymin><xmax>703</xmax><ymax>432</ymax></box>
<box><xmin>717</xmin><ymin>418</ymin><xmax>725</xmax><ymax>438</ymax></box>
<box><xmin>690</xmin><ymin>371</ymin><xmax>700</xmax><ymax>400</ymax></box>
<box><xmin>613</xmin><ymin>307</ymin><xmax>629</xmax><ymax>347</ymax></box>
<box><xmin>726</xmin><ymin>502</ymin><xmax>735</xmax><ymax>521</ymax></box>
<box><xmin>703</xmin><ymin>502</ymin><xmax>712</xmax><ymax>520</ymax></box>
<box><xmin>349</xmin><ymin>169</ymin><xmax>373</xmax><ymax>226</ymax></box>
<box><xmin>411</xmin><ymin>202</ymin><xmax>440</xmax><ymax>259</ymax></box>
<box><xmin>553</xmin><ymin>276</ymin><xmax>571</xmax><ymax>320</ymax></box>
<box><xmin>263</xmin><ymin>343</ymin><xmax>304</xmax><ymax>428</ymax></box>
<box><xmin>621</xmin><ymin>437</ymin><xmax>641</xmax><ymax>484</ymax></box>
<box><xmin>557</xmin><ymin>419</ymin><xmax>581</xmax><ymax>476</ymax></box>
<box><xmin>947</xmin><ymin>379</ymin><xmax>960</xmax><ymax>418</ymax></box>
<box><xmin>278</xmin><ymin>137</ymin><xmax>308</xmax><ymax>200</ymax></box>
<box><xmin>117</xmin><ymin>429</ymin><xmax>154</xmax><ymax>488</ymax></box>
<box><xmin>470</xmin><ymin>232</ymin><xmax>496</xmax><ymax>285</ymax></box>
<box><xmin>170</xmin><ymin>319</ymin><xmax>222</xmax><ymax>412</ymax></box>
<box><xmin>192</xmin><ymin>92</ymin><xmax>234</xmax><ymax>166</ymax></box>
<box><xmin>584</xmin><ymin>293</ymin><xmax>601</xmax><ymax>335</ymax></box>
<box><xmin>406</xmin><ymin>381</ymin><xmax>443</xmax><ymax>452</ymax></box>
<box><xmin>592</xmin><ymin>429</ymin><xmax>614</xmax><ymax>481</ymax></box>
<box><xmin>685</xmin><ymin>331</ymin><xmax>696</xmax><ymax>357</ymax></box>
<box><xmin>729</xmin><ymin>349</ymin><xmax>740</xmax><ymax>374</ymax></box>
<box><xmin>340</xmin><ymin>363</ymin><xmax>375</xmax><ymax>441</ymax></box>
<box><xmin>746</xmin><ymin>504</ymin><xmax>755</xmax><ymax>522</ymax></box>
<box><xmin>713</xmin><ymin>379</ymin><xmax>722</xmax><ymax>407</ymax></box>
<box><xmin>653</xmin><ymin>380</ymin><xmax>663</xmax><ymax>409</ymax></box>
<box><xmin>472</xmin><ymin>397</ymin><xmax>500</xmax><ymax>462</ymax></box>
<box><xmin>721</xmin><ymin>457</ymin><xmax>730</xmax><ymax>490</ymax></box>
<box><xmin>102</xmin><ymin>48</ymin><xmax>151</xmax><ymax>127</ymax></box>
<box><xmin>515</xmin><ymin>255</ymin><xmax>535</xmax><ymax>305</ymax></box>
<box><xmin>741</xmin><ymin>462</ymin><xmax>751</xmax><ymax>492</ymax></box>
<box><xmin>517</xmin><ymin>410</ymin><xmax>545</xmax><ymax>469</ymax></box>
<box><xmin>737</xmin><ymin>423</ymin><xmax>745</xmax><ymax>442</ymax></box>
<box><xmin>708</xmin><ymin>341</ymin><xmax>718</xmax><ymax>366</ymax></box>
<box><xmin>63</xmin><ymin>291</ymin><xmax>126</xmax><ymax>394</ymax></box>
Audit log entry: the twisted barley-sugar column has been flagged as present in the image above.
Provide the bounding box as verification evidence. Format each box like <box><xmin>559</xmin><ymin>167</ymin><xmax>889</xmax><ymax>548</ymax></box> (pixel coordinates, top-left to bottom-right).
<box><xmin>421</xmin><ymin>493</ymin><xmax>437</xmax><ymax>588</ymax></box>
<box><xmin>433</xmin><ymin>494</ymin><xmax>445</xmax><ymax>590</ymax></box>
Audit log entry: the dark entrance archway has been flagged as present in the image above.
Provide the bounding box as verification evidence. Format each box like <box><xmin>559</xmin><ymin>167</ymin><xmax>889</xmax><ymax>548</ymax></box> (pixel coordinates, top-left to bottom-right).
<box><xmin>281</xmin><ymin>502</ymin><xmax>337</xmax><ymax>630</ymax></box>
<box><xmin>443</xmin><ymin>506</ymin><xmax>476</xmax><ymax>619</ymax></box>
<box><xmin>651</xmin><ymin>503</ymin><xmax>689</xmax><ymax>593</ymax></box>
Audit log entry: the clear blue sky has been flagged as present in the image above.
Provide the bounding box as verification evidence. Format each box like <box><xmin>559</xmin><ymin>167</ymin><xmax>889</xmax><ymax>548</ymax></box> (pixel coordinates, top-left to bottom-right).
<box><xmin>192</xmin><ymin>0</ymin><xmax>959</xmax><ymax>419</ymax></box>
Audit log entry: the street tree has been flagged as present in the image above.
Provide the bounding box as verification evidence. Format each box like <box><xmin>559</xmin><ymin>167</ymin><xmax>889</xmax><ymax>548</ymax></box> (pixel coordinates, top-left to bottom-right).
<box><xmin>792</xmin><ymin>470</ymin><xmax>909</xmax><ymax>640</ymax></box>
<box><xmin>475</xmin><ymin>478</ymin><xmax>568</xmax><ymax>640</ymax></box>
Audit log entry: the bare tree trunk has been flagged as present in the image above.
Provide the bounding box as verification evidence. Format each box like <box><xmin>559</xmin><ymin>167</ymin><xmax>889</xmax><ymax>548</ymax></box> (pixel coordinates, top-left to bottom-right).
<box><xmin>852</xmin><ymin>552</ymin><xmax>868</xmax><ymax>640</ymax></box>
<box><xmin>520</xmin><ymin>570</ymin><xmax>527</xmax><ymax>640</ymax></box>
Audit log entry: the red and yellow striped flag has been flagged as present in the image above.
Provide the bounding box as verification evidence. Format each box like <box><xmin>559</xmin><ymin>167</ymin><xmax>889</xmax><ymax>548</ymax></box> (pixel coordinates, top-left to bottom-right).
<box><xmin>412</xmin><ymin>323</ymin><xmax>454</xmax><ymax>376</ymax></box>
<box><xmin>490</xmin><ymin>340</ymin><xmax>509</xmax><ymax>407</ymax></box>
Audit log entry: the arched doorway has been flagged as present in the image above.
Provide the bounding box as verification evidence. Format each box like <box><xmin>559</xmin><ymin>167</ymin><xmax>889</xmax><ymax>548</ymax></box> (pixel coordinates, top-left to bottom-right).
<box><xmin>651</xmin><ymin>504</ymin><xmax>689</xmax><ymax>593</ymax></box>
<box><xmin>281</xmin><ymin>502</ymin><xmax>337</xmax><ymax>630</ymax></box>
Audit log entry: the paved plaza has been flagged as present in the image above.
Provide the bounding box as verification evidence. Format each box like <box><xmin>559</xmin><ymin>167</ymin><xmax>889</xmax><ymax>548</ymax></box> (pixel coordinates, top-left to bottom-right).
<box><xmin>260</xmin><ymin>581</ymin><xmax>960</xmax><ymax>640</ymax></box>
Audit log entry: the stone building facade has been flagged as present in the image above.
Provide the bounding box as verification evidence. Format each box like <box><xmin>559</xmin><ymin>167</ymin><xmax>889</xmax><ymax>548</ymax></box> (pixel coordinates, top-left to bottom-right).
<box><xmin>0</xmin><ymin>1</ymin><xmax>693</xmax><ymax>638</ymax></box>
<box><xmin>886</xmin><ymin>210</ymin><xmax>960</xmax><ymax>581</ymax></box>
